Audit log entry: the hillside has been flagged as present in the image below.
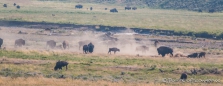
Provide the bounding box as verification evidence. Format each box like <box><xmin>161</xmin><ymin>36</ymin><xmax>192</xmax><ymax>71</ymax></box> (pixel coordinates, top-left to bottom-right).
<box><xmin>68</xmin><ymin>0</ymin><xmax>223</xmax><ymax>12</ymax></box>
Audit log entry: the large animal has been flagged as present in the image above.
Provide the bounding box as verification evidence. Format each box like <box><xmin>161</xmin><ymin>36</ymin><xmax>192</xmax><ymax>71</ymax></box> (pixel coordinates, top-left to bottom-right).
<box><xmin>46</xmin><ymin>40</ymin><xmax>56</xmax><ymax>49</ymax></box>
<box><xmin>14</xmin><ymin>39</ymin><xmax>25</xmax><ymax>48</ymax></box>
<box><xmin>180</xmin><ymin>73</ymin><xmax>187</xmax><ymax>80</ymax></box>
<box><xmin>83</xmin><ymin>45</ymin><xmax>88</xmax><ymax>54</ymax></box>
<box><xmin>110</xmin><ymin>8</ymin><xmax>118</xmax><ymax>13</ymax></box>
<box><xmin>108</xmin><ymin>47</ymin><xmax>120</xmax><ymax>54</ymax></box>
<box><xmin>198</xmin><ymin>52</ymin><xmax>206</xmax><ymax>58</ymax></box>
<box><xmin>0</xmin><ymin>38</ymin><xmax>3</xmax><ymax>48</ymax></box>
<box><xmin>78</xmin><ymin>40</ymin><xmax>91</xmax><ymax>50</ymax></box>
<box><xmin>125</xmin><ymin>7</ymin><xmax>131</xmax><ymax>10</ymax></box>
<box><xmin>88</xmin><ymin>43</ymin><xmax>94</xmax><ymax>53</ymax></box>
<box><xmin>54</xmin><ymin>61</ymin><xmax>68</xmax><ymax>71</ymax></box>
<box><xmin>154</xmin><ymin>40</ymin><xmax>159</xmax><ymax>47</ymax></box>
<box><xmin>62</xmin><ymin>40</ymin><xmax>69</xmax><ymax>49</ymax></box>
<box><xmin>75</xmin><ymin>4</ymin><xmax>83</xmax><ymax>9</ymax></box>
<box><xmin>132</xmin><ymin>7</ymin><xmax>137</xmax><ymax>10</ymax></box>
<box><xmin>135</xmin><ymin>45</ymin><xmax>149</xmax><ymax>53</ymax></box>
<box><xmin>157</xmin><ymin>46</ymin><xmax>173</xmax><ymax>57</ymax></box>
<box><xmin>187</xmin><ymin>53</ymin><xmax>198</xmax><ymax>58</ymax></box>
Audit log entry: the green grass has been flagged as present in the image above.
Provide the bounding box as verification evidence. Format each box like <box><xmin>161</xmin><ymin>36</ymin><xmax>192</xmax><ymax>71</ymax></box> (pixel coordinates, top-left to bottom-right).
<box><xmin>0</xmin><ymin>0</ymin><xmax>223</xmax><ymax>34</ymax></box>
<box><xmin>0</xmin><ymin>49</ymin><xmax>223</xmax><ymax>84</ymax></box>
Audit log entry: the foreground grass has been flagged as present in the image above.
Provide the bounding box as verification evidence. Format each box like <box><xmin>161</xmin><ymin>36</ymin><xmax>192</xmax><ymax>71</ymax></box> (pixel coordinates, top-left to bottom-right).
<box><xmin>0</xmin><ymin>49</ymin><xmax>223</xmax><ymax>85</ymax></box>
<box><xmin>0</xmin><ymin>0</ymin><xmax>223</xmax><ymax>34</ymax></box>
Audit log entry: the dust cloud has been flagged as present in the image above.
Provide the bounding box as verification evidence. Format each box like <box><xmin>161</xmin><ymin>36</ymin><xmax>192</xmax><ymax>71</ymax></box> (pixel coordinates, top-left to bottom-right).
<box><xmin>0</xmin><ymin>26</ymin><xmax>159</xmax><ymax>56</ymax></box>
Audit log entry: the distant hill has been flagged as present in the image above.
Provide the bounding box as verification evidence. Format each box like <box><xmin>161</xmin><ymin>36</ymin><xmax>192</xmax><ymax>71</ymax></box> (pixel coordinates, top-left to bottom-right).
<box><xmin>69</xmin><ymin>0</ymin><xmax>223</xmax><ymax>13</ymax></box>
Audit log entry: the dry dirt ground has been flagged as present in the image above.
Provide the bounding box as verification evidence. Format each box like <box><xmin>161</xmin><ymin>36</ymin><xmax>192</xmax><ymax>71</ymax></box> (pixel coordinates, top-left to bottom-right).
<box><xmin>1</xmin><ymin>26</ymin><xmax>223</xmax><ymax>58</ymax></box>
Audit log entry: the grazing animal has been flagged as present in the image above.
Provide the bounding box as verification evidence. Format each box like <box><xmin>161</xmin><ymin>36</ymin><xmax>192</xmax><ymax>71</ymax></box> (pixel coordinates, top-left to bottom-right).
<box><xmin>154</xmin><ymin>40</ymin><xmax>159</xmax><ymax>47</ymax></box>
<box><xmin>132</xmin><ymin>7</ymin><xmax>137</xmax><ymax>10</ymax></box>
<box><xmin>3</xmin><ymin>4</ymin><xmax>7</xmax><ymax>8</ymax></box>
<box><xmin>187</xmin><ymin>53</ymin><xmax>198</xmax><ymax>58</ymax></box>
<box><xmin>90</xmin><ymin>7</ymin><xmax>93</xmax><ymax>10</ymax></box>
<box><xmin>157</xmin><ymin>46</ymin><xmax>173</xmax><ymax>57</ymax></box>
<box><xmin>108</xmin><ymin>47</ymin><xmax>120</xmax><ymax>54</ymax></box>
<box><xmin>110</xmin><ymin>8</ymin><xmax>118</xmax><ymax>13</ymax></box>
<box><xmin>14</xmin><ymin>39</ymin><xmax>25</xmax><ymax>48</ymax></box>
<box><xmin>62</xmin><ymin>41</ymin><xmax>69</xmax><ymax>49</ymax></box>
<box><xmin>125</xmin><ymin>7</ymin><xmax>131</xmax><ymax>10</ymax></box>
<box><xmin>75</xmin><ymin>4</ymin><xmax>83</xmax><ymax>9</ymax></box>
<box><xmin>46</xmin><ymin>40</ymin><xmax>56</xmax><ymax>49</ymax></box>
<box><xmin>105</xmin><ymin>8</ymin><xmax>108</xmax><ymax>10</ymax></box>
<box><xmin>0</xmin><ymin>38</ymin><xmax>3</xmax><ymax>49</ymax></box>
<box><xmin>135</xmin><ymin>45</ymin><xmax>149</xmax><ymax>53</ymax></box>
<box><xmin>83</xmin><ymin>45</ymin><xmax>88</xmax><ymax>54</ymax></box>
<box><xmin>54</xmin><ymin>61</ymin><xmax>68</xmax><ymax>71</ymax></box>
<box><xmin>78</xmin><ymin>40</ymin><xmax>91</xmax><ymax>50</ymax></box>
<box><xmin>16</xmin><ymin>5</ymin><xmax>20</xmax><ymax>9</ymax></box>
<box><xmin>198</xmin><ymin>52</ymin><xmax>206</xmax><ymax>58</ymax></box>
<box><xmin>13</xmin><ymin>3</ymin><xmax>16</xmax><ymax>6</ymax></box>
<box><xmin>88</xmin><ymin>43</ymin><xmax>94</xmax><ymax>53</ymax></box>
<box><xmin>180</xmin><ymin>73</ymin><xmax>187</xmax><ymax>80</ymax></box>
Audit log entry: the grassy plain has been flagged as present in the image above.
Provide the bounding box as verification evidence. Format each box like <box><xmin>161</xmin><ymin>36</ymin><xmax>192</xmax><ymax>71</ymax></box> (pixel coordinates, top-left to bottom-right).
<box><xmin>0</xmin><ymin>50</ymin><xmax>223</xmax><ymax>86</ymax></box>
<box><xmin>0</xmin><ymin>0</ymin><xmax>223</xmax><ymax>34</ymax></box>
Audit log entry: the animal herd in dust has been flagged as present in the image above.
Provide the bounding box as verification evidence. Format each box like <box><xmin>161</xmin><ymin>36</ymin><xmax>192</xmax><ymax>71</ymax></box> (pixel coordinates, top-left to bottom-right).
<box><xmin>0</xmin><ymin>37</ymin><xmax>205</xmax><ymax>80</ymax></box>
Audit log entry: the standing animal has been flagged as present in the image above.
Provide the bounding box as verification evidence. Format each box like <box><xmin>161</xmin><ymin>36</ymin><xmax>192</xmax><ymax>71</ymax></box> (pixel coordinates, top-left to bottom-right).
<box><xmin>187</xmin><ymin>53</ymin><xmax>198</xmax><ymax>58</ymax></box>
<box><xmin>157</xmin><ymin>46</ymin><xmax>173</xmax><ymax>57</ymax></box>
<box><xmin>125</xmin><ymin>7</ymin><xmax>131</xmax><ymax>10</ymax></box>
<box><xmin>14</xmin><ymin>39</ymin><xmax>25</xmax><ymax>48</ymax></box>
<box><xmin>3</xmin><ymin>4</ymin><xmax>7</xmax><ymax>8</ymax></box>
<box><xmin>0</xmin><ymin>38</ymin><xmax>3</xmax><ymax>49</ymax></box>
<box><xmin>198</xmin><ymin>52</ymin><xmax>206</xmax><ymax>58</ymax></box>
<box><xmin>90</xmin><ymin>7</ymin><xmax>93</xmax><ymax>10</ymax></box>
<box><xmin>54</xmin><ymin>61</ymin><xmax>68</xmax><ymax>71</ymax></box>
<box><xmin>88</xmin><ymin>43</ymin><xmax>94</xmax><ymax>53</ymax></box>
<box><xmin>75</xmin><ymin>4</ymin><xmax>83</xmax><ymax>9</ymax></box>
<box><xmin>78</xmin><ymin>40</ymin><xmax>91</xmax><ymax>50</ymax></box>
<box><xmin>110</xmin><ymin>8</ymin><xmax>118</xmax><ymax>13</ymax></box>
<box><xmin>154</xmin><ymin>40</ymin><xmax>159</xmax><ymax>47</ymax></box>
<box><xmin>132</xmin><ymin>7</ymin><xmax>137</xmax><ymax>10</ymax></box>
<box><xmin>135</xmin><ymin>45</ymin><xmax>149</xmax><ymax>53</ymax></box>
<box><xmin>108</xmin><ymin>47</ymin><xmax>120</xmax><ymax>54</ymax></box>
<box><xmin>83</xmin><ymin>45</ymin><xmax>88</xmax><ymax>54</ymax></box>
<box><xmin>180</xmin><ymin>73</ymin><xmax>187</xmax><ymax>80</ymax></box>
<box><xmin>46</xmin><ymin>40</ymin><xmax>56</xmax><ymax>49</ymax></box>
<box><xmin>62</xmin><ymin>41</ymin><xmax>69</xmax><ymax>49</ymax></box>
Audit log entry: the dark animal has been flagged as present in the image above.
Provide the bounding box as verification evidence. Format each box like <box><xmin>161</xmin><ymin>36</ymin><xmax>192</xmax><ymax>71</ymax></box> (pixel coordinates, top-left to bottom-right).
<box><xmin>46</xmin><ymin>40</ymin><xmax>56</xmax><ymax>49</ymax></box>
<box><xmin>154</xmin><ymin>40</ymin><xmax>159</xmax><ymax>47</ymax></box>
<box><xmin>16</xmin><ymin>5</ymin><xmax>20</xmax><ymax>9</ymax></box>
<box><xmin>90</xmin><ymin>7</ymin><xmax>93</xmax><ymax>10</ymax></box>
<box><xmin>83</xmin><ymin>45</ymin><xmax>88</xmax><ymax>54</ymax></box>
<box><xmin>108</xmin><ymin>47</ymin><xmax>120</xmax><ymax>54</ymax></box>
<box><xmin>14</xmin><ymin>39</ymin><xmax>25</xmax><ymax>48</ymax></box>
<box><xmin>125</xmin><ymin>7</ymin><xmax>131</xmax><ymax>10</ymax></box>
<box><xmin>13</xmin><ymin>3</ymin><xmax>16</xmax><ymax>6</ymax></box>
<box><xmin>132</xmin><ymin>7</ymin><xmax>137</xmax><ymax>10</ymax></box>
<box><xmin>62</xmin><ymin>40</ymin><xmax>69</xmax><ymax>49</ymax></box>
<box><xmin>88</xmin><ymin>43</ymin><xmax>94</xmax><ymax>53</ymax></box>
<box><xmin>187</xmin><ymin>53</ymin><xmax>198</xmax><ymax>58</ymax></box>
<box><xmin>105</xmin><ymin>8</ymin><xmax>107</xmax><ymax>10</ymax></box>
<box><xmin>54</xmin><ymin>61</ymin><xmax>68</xmax><ymax>71</ymax></box>
<box><xmin>75</xmin><ymin>4</ymin><xmax>83</xmax><ymax>9</ymax></box>
<box><xmin>110</xmin><ymin>8</ymin><xmax>118</xmax><ymax>13</ymax></box>
<box><xmin>208</xmin><ymin>9</ymin><xmax>215</xmax><ymax>13</ymax></box>
<box><xmin>198</xmin><ymin>52</ymin><xmax>206</xmax><ymax>58</ymax></box>
<box><xmin>180</xmin><ymin>73</ymin><xmax>187</xmax><ymax>80</ymax></box>
<box><xmin>135</xmin><ymin>45</ymin><xmax>149</xmax><ymax>53</ymax></box>
<box><xmin>157</xmin><ymin>46</ymin><xmax>173</xmax><ymax>57</ymax></box>
<box><xmin>3</xmin><ymin>4</ymin><xmax>7</xmax><ymax>8</ymax></box>
<box><xmin>0</xmin><ymin>38</ymin><xmax>3</xmax><ymax>49</ymax></box>
<box><xmin>78</xmin><ymin>40</ymin><xmax>91</xmax><ymax>50</ymax></box>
